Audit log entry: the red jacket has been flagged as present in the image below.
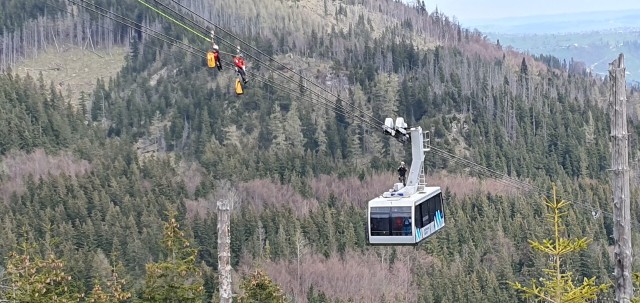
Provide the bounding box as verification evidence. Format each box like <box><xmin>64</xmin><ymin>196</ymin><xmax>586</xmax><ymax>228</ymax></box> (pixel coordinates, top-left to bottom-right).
<box><xmin>213</xmin><ymin>51</ymin><xmax>219</xmax><ymax>60</ymax></box>
<box><xmin>234</xmin><ymin>56</ymin><xmax>245</xmax><ymax>69</ymax></box>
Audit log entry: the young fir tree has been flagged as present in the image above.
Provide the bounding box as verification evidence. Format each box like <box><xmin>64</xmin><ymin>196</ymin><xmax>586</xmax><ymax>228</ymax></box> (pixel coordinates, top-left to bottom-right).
<box><xmin>509</xmin><ymin>185</ymin><xmax>610</xmax><ymax>302</ymax></box>
<box><xmin>85</xmin><ymin>261</ymin><xmax>131</xmax><ymax>303</ymax></box>
<box><xmin>237</xmin><ymin>269</ymin><xmax>288</xmax><ymax>303</ymax></box>
<box><xmin>142</xmin><ymin>212</ymin><xmax>205</xmax><ymax>302</ymax></box>
<box><xmin>4</xmin><ymin>242</ymin><xmax>79</xmax><ymax>303</ymax></box>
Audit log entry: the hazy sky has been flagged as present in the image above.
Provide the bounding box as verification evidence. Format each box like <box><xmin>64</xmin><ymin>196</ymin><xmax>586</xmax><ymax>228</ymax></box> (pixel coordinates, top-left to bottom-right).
<box><xmin>423</xmin><ymin>0</ymin><xmax>640</xmax><ymax>22</ymax></box>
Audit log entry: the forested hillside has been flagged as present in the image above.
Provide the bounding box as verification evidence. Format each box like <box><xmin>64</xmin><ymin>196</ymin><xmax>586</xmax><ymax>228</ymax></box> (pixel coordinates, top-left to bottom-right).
<box><xmin>1</xmin><ymin>0</ymin><xmax>639</xmax><ymax>302</ymax></box>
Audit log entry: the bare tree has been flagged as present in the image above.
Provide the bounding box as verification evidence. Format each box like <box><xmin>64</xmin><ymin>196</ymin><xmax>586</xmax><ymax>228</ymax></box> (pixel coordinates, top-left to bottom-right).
<box><xmin>215</xmin><ymin>180</ymin><xmax>240</xmax><ymax>303</ymax></box>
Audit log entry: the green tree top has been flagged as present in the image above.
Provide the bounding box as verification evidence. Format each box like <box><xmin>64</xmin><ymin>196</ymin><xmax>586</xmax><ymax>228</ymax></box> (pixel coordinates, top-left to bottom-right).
<box><xmin>142</xmin><ymin>212</ymin><xmax>204</xmax><ymax>303</ymax></box>
<box><xmin>237</xmin><ymin>269</ymin><xmax>288</xmax><ymax>303</ymax></box>
<box><xmin>85</xmin><ymin>261</ymin><xmax>131</xmax><ymax>303</ymax></box>
<box><xmin>4</xmin><ymin>241</ymin><xmax>79</xmax><ymax>303</ymax></box>
<box><xmin>509</xmin><ymin>185</ymin><xmax>610</xmax><ymax>303</ymax></box>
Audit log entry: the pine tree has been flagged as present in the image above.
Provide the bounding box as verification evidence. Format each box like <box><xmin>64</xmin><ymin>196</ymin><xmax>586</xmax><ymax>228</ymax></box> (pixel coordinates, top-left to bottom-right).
<box><xmin>312</xmin><ymin>107</ymin><xmax>328</xmax><ymax>155</ymax></box>
<box><xmin>86</xmin><ymin>259</ymin><xmax>131</xmax><ymax>303</ymax></box>
<box><xmin>274</xmin><ymin>223</ymin><xmax>290</xmax><ymax>260</ymax></box>
<box><xmin>509</xmin><ymin>185</ymin><xmax>610</xmax><ymax>302</ymax></box>
<box><xmin>348</xmin><ymin>86</ymin><xmax>368</xmax><ymax>159</ymax></box>
<box><xmin>196</xmin><ymin>108</ymin><xmax>212</xmax><ymax>156</ymax></box>
<box><xmin>237</xmin><ymin>269</ymin><xmax>288</xmax><ymax>303</ymax></box>
<box><xmin>270</xmin><ymin>102</ymin><xmax>287</xmax><ymax>154</ymax></box>
<box><xmin>142</xmin><ymin>212</ymin><xmax>205</xmax><ymax>303</ymax></box>
<box><xmin>285</xmin><ymin>99</ymin><xmax>304</xmax><ymax>152</ymax></box>
<box><xmin>4</xmin><ymin>242</ymin><xmax>79</xmax><ymax>303</ymax></box>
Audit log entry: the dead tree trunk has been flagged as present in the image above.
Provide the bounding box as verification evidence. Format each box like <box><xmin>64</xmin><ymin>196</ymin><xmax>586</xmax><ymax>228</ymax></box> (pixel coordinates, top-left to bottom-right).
<box><xmin>609</xmin><ymin>53</ymin><xmax>633</xmax><ymax>303</ymax></box>
<box><xmin>216</xmin><ymin>180</ymin><xmax>238</xmax><ymax>303</ymax></box>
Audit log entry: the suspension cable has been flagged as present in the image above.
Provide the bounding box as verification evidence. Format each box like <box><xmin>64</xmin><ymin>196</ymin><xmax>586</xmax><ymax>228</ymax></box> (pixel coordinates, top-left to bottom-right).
<box><xmin>62</xmin><ymin>0</ymin><xmax>379</xmax><ymax>131</ymax></box>
<box><xmin>69</xmin><ymin>0</ymin><xmax>203</xmax><ymax>57</ymax></box>
<box><xmin>135</xmin><ymin>0</ymin><xmax>379</xmax><ymax>130</ymax></box>
<box><xmin>430</xmin><ymin>147</ymin><xmax>619</xmax><ymax>227</ymax></box>
<box><xmin>135</xmin><ymin>0</ymin><xmax>210</xmax><ymax>41</ymax></box>
<box><xmin>431</xmin><ymin>146</ymin><xmax>537</xmax><ymax>191</ymax></box>
<box><xmin>158</xmin><ymin>0</ymin><xmax>386</xmax><ymax>127</ymax></box>
<box><xmin>143</xmin><ymin>0</ymin><xmax>361</xmax><ymax>124</ymax></box>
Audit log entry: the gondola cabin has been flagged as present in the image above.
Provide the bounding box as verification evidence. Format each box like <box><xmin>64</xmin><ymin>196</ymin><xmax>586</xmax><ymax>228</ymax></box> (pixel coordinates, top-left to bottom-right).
<box><xmin>367</xmin><ymin>186</ymin><xmax>444</xmax><ymax>246</ymax></box>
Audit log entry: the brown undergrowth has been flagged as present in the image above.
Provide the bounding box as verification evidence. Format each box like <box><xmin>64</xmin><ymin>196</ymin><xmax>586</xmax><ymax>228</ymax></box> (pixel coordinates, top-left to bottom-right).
<box><xmin>237</xmin><ymin>248</ymin><xmax>435</xmax><ymax>303</ymax></box>
<box><xmin>185</xmin><ymin>170</ymin><xmax>521</xmax><ymax>217</ymax></box>
<box><xmin>0</xmin><ymin>149</ymin><xmax>91</xmax><ymax>203</ymax></box>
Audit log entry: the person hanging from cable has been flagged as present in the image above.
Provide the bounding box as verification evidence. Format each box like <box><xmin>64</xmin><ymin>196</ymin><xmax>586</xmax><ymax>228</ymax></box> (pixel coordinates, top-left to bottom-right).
<box><xmin>207</xmin><ymin>29</ymin><xmax>222</xmax><ymax>71</ymax></box>
<box><xmin>234</xmin><ymin>46</ymin><xmax>248</xmax><ymax>84</ymax></box>
<box><xmin>398</xmin><ymin>161</ymin><xmax>407</xmax><ymax>186</ymax></box>
<box><xmin>212</xmin><ymin>43</ymin><xmax>222</xmax><ymax>71</ymax></box>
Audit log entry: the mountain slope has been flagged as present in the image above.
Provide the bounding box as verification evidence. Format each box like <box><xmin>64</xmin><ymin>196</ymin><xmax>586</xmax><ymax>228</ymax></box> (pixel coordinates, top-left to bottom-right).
<box><xmin>13</xmin><ymin>46</ymin><xmax>127</xmax><ymax>105</ymax></box>
<box><xmin>0</xmin><ymin>0</ymin><xmax>637</xmax><ymax>302</ymax></box>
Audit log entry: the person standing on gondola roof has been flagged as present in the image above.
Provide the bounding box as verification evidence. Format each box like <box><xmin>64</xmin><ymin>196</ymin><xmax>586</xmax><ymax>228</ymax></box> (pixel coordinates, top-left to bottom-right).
<box><xmin>398</xmin><ymin>161</ymin><xmax>407</xmax><ymax>186</ymax></box>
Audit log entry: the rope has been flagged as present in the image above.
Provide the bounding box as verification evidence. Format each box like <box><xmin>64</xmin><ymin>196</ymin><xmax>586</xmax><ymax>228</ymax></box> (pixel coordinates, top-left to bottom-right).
<box><xmin>147</xmin><ymin>0</ymin><xmax>360</xmax><ymax>123</ymax></box>
<box><xmin>430</xmin><ymin>147</ymin><xmax>622</xmax><ymax>228</ymax></box>
<box><xmin>135</xmin><ymin>0</ymin><xmax>210</xmax><ymax>42</ymax></box>
<box><xmin>162</xmin><ymin>0</ymin><xmax>386</xmax><ymax>127</ymax></box>
<box><xmin>142</xmin><ymin>0</ymin><xmax>379</xmax><ymax>130</ymax></box>
<box><xmin>68</xmin><ymin>0</ymin><xmax>203</xmax><ymax>58</ymax></box>
<box><xmin>63</xmin><ymin>0</ymin><xmax>377</xmax><ymax>132</ymax></box>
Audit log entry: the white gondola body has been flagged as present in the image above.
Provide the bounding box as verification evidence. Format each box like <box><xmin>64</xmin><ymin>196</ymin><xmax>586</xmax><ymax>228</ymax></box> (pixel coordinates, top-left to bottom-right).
<box><xmin>367</xmin><ymin>187</ymin><xmax>444</xmax><ymax>245</ymax></box>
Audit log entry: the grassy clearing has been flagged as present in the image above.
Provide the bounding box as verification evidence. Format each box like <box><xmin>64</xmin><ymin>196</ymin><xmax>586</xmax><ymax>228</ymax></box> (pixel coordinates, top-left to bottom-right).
<box><xmin>13</xmin><ymin>45</ymin><xmax>127</xmax><ymax>106</ymax></box>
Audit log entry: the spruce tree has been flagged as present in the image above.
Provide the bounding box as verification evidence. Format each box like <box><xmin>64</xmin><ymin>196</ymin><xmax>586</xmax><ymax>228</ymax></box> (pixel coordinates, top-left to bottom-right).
<box><xmin>142</xmin><ymin>212</ymin><xmax>205</xmax><ymax>302</ymax></box>
<box><xmin>509</xmin><ymin>185</ymin><xmax>610</xmax><ymax>302</ymax></box>
<box><xmin>4</xmin><ymin>242</ymin><xmax>79</xmax><ymax>303</ymax></box>
<box><xmin>237</xmin><ymin>269</ymin><xmax>288</xmax><ymax>303</ymax></box>
<box><xmin>86</xmin><ymin>260</ymin><xmax>131</xmax><ymax>303</ymax></box>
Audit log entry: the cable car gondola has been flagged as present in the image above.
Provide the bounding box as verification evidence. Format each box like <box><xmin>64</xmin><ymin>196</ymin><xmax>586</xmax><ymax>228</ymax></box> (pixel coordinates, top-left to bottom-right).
<box><xmin>367</xmin><ymin>118</ymin><xmax>445</xmax><ymax>246</ymax></box>
<box><xmin>367</xmin><ymin>187</ymin><xmax>444</xmax><ymax>245</ymax></box>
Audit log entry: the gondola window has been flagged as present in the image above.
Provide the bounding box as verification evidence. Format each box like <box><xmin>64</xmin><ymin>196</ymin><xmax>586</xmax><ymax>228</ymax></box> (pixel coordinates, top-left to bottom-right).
<box><xmin>391</xmin><ymin>207</ymin><xmax>412</xmax><ymax>236</ymax></box>
<box><xmin>370</xmin><ymin>207</ymin><xmax>390</xmax><ymax>236</ymax></box>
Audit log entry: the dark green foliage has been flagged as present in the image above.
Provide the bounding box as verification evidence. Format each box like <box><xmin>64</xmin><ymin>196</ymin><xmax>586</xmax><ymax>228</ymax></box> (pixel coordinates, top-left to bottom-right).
<box><xmin>0</xmin><ymin>0</ymin><xmax>65</xmax><ymax>32</ymax></box>
<box><xmin>1</xmin><ymin>1</ymin><xmax>637</xmax><ymax>302</ymax></box>
<box><xmin>0</xmin><ymin>73</ymin><xmax>96</xmax><ymax>156</ymax></box>
<box><xmin>142</xmin><ymin>212</ymin><xmax>205</xmax><ymax>303</ymax></box>
<box><xmin>4</xmin><ymin>246</ymin><xmax>79</xmax><ymax>303</ymax></box>
<box><xmin>237</xmin><ymin>270</ymin><xmax>288</xmax><ymax>303</ymax></box>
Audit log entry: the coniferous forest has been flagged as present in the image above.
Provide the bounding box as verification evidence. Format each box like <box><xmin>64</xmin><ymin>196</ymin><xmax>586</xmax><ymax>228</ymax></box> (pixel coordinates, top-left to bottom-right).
<box><xmin>1</xmin><ymin>0</ymin><xmax>640</xmax><ymax>302</ymax></box>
